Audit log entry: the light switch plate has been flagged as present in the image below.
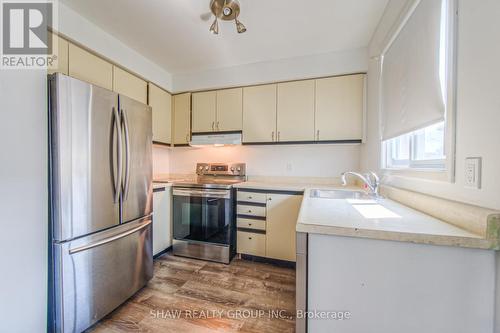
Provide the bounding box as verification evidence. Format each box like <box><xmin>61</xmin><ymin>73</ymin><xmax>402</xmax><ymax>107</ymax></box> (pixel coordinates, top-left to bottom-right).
<box><xmin>465</xmin><ymin>157</ymin><xmax>481</xmax><ymax>189</ymax></box>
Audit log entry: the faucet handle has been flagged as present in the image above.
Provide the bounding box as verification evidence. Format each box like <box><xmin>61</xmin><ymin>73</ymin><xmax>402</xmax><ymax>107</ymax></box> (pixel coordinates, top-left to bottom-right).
<box><xmin>368</xmin><ymin>171</ymin><xmax>380</xmax><ymax>185</ymax></box>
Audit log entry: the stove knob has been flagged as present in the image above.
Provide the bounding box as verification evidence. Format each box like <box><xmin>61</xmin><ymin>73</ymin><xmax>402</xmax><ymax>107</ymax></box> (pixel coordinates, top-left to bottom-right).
<box><xmin>198</xmin><ymin>165</ymin><xmax>204</xmax><ymax>170</ymax></box>
<box><xmin>237</xmin><ymin>167</ymin><xmax>241</xmax><ymax>172</ymax></box>
<box><xmin>205</xmin><ymin>166</ymin><xmax>209</xmax><ymax>171</ymax></box>
<box><xmin>230</xmin><ymin>167</ymin><xmax>235</xmax><ymax>172</ymax></box>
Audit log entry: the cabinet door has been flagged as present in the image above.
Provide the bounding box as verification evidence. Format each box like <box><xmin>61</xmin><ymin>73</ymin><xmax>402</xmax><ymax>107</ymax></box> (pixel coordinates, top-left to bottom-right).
<box><xmin>149</xmin><ymin>83</ymin><xmax>172</xmax><ymax>144</ymax></box>
<box><xmin>173</xmin><ymin>93</ymin><xmax>191</xmax><ymax>145</ymax></box>
<box><xmin>315</xmin><ymin>74</ymin><xmax>364</xmax><ymax>141</ymax></box>
<box><xmin>192</xmin><ymin>91</ymin><xmax>216</xmax><ymax>133</ymax></box>
<box><xmin>266</xmin><ymin>193</ymin><xmax>302</xmax><ymax>261</ymax></box>
<box><xmin>277</xmin><ymin>80</ymin><xmax>315</xmax><ymax>142</ymax></box>
<box><xmin>47</xmin><ymin>33</ymin><xmax>68</xmax><ymax>75</ymax></box>
<box><xmin>68</xmin><ymin>43</ymin><xmax>113</xmax><ymax>90</ymax></box>
<box><xmin>216</xmin><ymin>88</ymin><xmax>242</xmax><ymax>131</ymax></box>
<box><xmin>113</xmin><ymin>66</ymin><xmax>147</xmax><ymax>104</ymax></box>
<box><xmin>242</xmin><ymin>84</ymin><xmax>277</xmax><ymax>143</ymax></box>
<box><xmin>153</xmin><ymin>187</ymin><xmax>172</xmax><ymax>255</ymax></box>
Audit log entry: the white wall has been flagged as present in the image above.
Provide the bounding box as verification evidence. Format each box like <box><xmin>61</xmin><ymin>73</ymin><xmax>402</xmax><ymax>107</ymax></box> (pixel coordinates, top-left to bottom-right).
<box><xmin>168</xmin><ymin>144</ymin><xmax>361</xmax><ymax>178</ymax></box>
<box><xmin>0</xmin><ymin>71</ymin><xmax>48</xmax><ymax>331</ymax></box>
<box><xmin>152</xmin><ymin>145</ymin><xmax>171</xmax><ymax>176</ymax></box>
<box><xmin>361</xmin><ymin>0</ymin><xmax>500</xmax><ymax>210</ymax></box>
<box><xmin>173</xmin><ymin>48</ymin><xmax>368</xmax><ymax>92</ymax></box>
<box><xmin>57</xmin><ymin>2</ymin><xmax>173</xmax><ymax>91</ymax></box>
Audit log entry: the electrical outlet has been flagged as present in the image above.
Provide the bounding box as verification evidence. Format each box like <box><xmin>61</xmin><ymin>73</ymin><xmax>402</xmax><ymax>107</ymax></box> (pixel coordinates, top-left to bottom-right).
<box><xmin>464</xmin><ymin>157</ymin><xmax>481</xmax><ymax>189</ymax></box>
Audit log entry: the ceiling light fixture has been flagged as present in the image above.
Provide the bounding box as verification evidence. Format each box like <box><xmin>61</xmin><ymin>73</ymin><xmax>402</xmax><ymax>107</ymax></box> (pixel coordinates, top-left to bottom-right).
<box><xmin>235</xmin><ymin>18</ymin><xmax>246</xmax><ymax>34</ymax></box>
<box><xmin>209</xmin><ymin>18</ymin><xmax>219</xmax><ymax>35</ymax></box>
<box><xmin>208</xmin><ymin>0</ymin><xmax>247</xmax><ymax>35</ymax></box>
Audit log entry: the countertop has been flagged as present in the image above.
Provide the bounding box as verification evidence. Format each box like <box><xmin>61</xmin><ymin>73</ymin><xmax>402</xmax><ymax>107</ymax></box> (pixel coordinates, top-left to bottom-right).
<box><xmin>296</xmin><ymin>188</ymin><xmax>495</xmax><ymax>250</ymax></box>
<box><xmin>153</xmin><ymin>182</ymin><xmax>172</xmax><ymax>190</ymax></box>
<box><xmin>234</xmin><ymin>179</ymin><xmax>499</xmax><ymax>250</ymax></box>
<box><xmin>234</xmin><ymin>181</ymin><xmax>309</xmax><ymax>192</ymax></box>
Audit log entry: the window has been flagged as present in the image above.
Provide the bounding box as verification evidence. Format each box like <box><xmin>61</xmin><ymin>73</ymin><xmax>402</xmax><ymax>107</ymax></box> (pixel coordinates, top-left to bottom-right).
<box><xmin>385</xmin><ymin>122</ymin><xmax>445</xmax><ymax>169</ymax></box>
<box><xmin>382</xmin><ymin>0</ymin><xmax>453</xmax><ymax>172</ymax></box>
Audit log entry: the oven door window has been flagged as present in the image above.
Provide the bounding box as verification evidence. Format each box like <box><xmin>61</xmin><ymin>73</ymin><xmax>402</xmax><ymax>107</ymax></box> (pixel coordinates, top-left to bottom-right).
<box><xmin>173</xmin><ymin>193</ymin><xmax>231</xmax><ymax>245</ymax></box>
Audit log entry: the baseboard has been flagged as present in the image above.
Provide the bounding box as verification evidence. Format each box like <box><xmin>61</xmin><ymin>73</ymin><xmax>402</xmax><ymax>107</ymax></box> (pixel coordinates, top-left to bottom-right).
<box><xmin>240</xmin><ymin>254</ymin><xmax>296</xmax><ymax>269</ymax></box>
<box><xmin>153</xmin><ymin>245</ymin><xmax>172</xmax><ymax>259</ymax></box>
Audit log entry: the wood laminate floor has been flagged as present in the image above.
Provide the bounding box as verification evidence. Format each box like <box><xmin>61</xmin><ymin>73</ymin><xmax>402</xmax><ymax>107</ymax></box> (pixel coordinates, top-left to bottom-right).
<box><xmin>87</xmin><ymin>252</ymin><xmax>296</xmax><ymax>333</ymax></box>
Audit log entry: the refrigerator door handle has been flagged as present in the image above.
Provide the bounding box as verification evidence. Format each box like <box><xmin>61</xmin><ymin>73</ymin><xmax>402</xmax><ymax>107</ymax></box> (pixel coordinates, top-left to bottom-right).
<box><xmin>69</xmin><ymin>219</ymin><xmax>151</xmax><ymax>255</ymax></box>
<box><xmin>112</xmin><ymin>107</ymin><xmax>123</xmax><ymax>203</ymax></box>
<box><xmin>121</xmin><ymin>108</ymin><xmax>131</xmax><ymax>201</ymax></box>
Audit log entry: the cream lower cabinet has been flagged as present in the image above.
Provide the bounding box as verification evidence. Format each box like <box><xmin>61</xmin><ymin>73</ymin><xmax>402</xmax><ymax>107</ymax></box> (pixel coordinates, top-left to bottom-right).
<box><xmin>277</xmin><ymin>80</ymin><xmax>315</xmax><ymax>142</ymax></box>
<box><xmin>266</xmin><ymin>193</ymin><xmax>302</xmax><ymax>261</ymax></box>
<box><xmin>113</xmin><ymin>66</ymin><xmax>147</xmax><ymax>104</ymax></box>
<box><xmin>153</xmin><ymin>186</ymin><xmax>172</xmax><ymax>256</ymax></box>
<box><xmin>315</xmin><ymin>74</ymin><xmax>365</xmax><ymax>141</ymax></box>
<box><xmin>216</xmin><ymin>88</ymin><xmax>242</xmax><ymax>131</ymax></box>
<box><xmin>68</xmin><ymin>43</ymin><xmax>113</xmax><ymax>90</ymax></box>
<box><xmin>149</xmin><ymin>83</ymin><xmax>172</xmax><ymax>145</ymax></box>
<box><xmin>192</xmin><ymin>91</ymin><xmax>216</xmax><ymax>133</ymax></box>
<box><xmin>173</xmin><ymin>93</ymin><xmax>191</xmax><ymax>145</ymax></box>
<box><xmin>242</xmin><ymin>84</ymin><xmax>277</xmax><ymax>143</ymax></box>
<box><xmin>236</xmin><ymin>189</ymin><xmax>302</xmax><ymax>262</ymax></box>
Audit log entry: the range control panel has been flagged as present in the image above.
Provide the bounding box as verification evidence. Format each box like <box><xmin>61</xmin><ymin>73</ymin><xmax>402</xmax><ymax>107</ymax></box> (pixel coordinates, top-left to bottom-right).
<box><xmin>196</xmin><ymin>163</ymin><xmax>246</xmax><ymax>176</ymax></box>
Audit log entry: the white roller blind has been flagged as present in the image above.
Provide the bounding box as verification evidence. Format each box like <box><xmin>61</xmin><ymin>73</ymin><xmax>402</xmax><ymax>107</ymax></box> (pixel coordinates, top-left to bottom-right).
<box><xmin>381</xmin><ymin>0</ymin><xmax>445</xmax><ymax>140</ymax></box>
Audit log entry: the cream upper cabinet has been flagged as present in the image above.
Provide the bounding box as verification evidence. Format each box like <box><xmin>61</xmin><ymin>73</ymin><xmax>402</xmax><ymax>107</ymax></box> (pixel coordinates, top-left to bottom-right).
<box><xmin>68</xmin><ymin>43</ymin><xmax>113</xmax><ymax>90</ymax></box>
<box><xmin>149</xmin><ymin>83</ymin><xmax>172</xmax><ymax>144</ymax></box>
<box><xmin>173</xmin><ymin>93</ymin><xmax>191</xmax><ymax>145</ymax></box>
<box><xmin>242</xmin><ymin>84</ymin><xmax>277</xmax><ymax>143</ymax></box>
<box><xmin>192</xmin><ymin>91</ymin><xmax>216</xmax><ymax>133</ymax></box>
<box><xmin>266</xmin><ymin>193</ymin><xmax>302</xmax><ymax>262</ymax></box>
<box><xmin>47</xmin><ymin>33</ymin><xmax>68</xmax><ymax>75</ymax></box>
<box><xmin>113</xmin><ymin>66</ymin><xmax>147</xmax><ymax>104</ymax></box>
<box><xmin>277</xmin><ymin>80</ymin><xmax>315</xmax><ymax>142</ymax></box>
<box><xmin>315</xmin><ymin>74</ymin><xmax>364</xmax><ymax>141</ymax></box>
<box><xmin>216</xmin><ymin>88</ymin><xmax>242</xmax><ymax>131</ymax></box>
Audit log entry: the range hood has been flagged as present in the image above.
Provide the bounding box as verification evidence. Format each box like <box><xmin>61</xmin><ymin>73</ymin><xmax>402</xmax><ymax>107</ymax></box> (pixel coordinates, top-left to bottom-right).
<box><xmin>189</xmin><ymin>131</ymin><xmax>242</xmax><ymax>146</ymax></box>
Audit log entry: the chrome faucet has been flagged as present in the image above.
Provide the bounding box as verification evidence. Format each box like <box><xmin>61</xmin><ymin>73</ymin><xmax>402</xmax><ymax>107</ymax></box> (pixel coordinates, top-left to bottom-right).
<box><xmin>341</xmin><ymin>171</ymin><xmax>380</xmax><ymax>196</ymax></box>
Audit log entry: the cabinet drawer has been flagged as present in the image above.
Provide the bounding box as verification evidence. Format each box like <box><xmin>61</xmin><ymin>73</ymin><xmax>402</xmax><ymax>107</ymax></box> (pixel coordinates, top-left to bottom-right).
<box><xmin>237</xmin><ymin>204</ymin><xmax>266</xmax><ymax>217</ymax></box>
<box><xmin>237</xmin><ymin>191</ymin><xmax>267</xmax><ymax>204</ymax></box>
<box><xmin>237</xmin><ymin>218</ymin><xmax>266</xmax><ymax>231</ymax></box>
<box><xmin>237</xmin><ymin>231</ymin><xmax>266</xmax><ymax>257</ymax></box>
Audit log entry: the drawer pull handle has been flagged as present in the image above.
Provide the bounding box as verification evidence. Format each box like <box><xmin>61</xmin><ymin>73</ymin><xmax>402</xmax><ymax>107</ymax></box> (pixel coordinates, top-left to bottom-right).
<box><xmin>248</xmin><ymin>223</ymin><xmax>252</xmax><ymax>226</ymax></box>
<box><xmin>248</xmin><ymin>196</ymin><xmax>253</xmax><ymax>199</ymax></box>
<box><xmin>248</xmin><ymin>237</ymin><xmax>252</xmax><ymax>240</ymax></box>
<box><xmin>247</xmin><ymin>210</ymin><xmax>252</xmax><ymax>213</ymax></box>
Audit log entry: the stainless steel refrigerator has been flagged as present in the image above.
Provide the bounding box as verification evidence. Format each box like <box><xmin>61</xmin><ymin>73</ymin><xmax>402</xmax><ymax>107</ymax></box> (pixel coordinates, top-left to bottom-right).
<box><xmin>48</xmin><ymin>73</ymin><xmax>153</xmax><ymax>333</ymax></box>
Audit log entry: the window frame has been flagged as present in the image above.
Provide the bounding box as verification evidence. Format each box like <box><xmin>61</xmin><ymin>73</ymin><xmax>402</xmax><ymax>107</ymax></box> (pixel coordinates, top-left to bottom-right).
<box><xmin>379</xmin><ymin>0</ymin><xmax>457</xmax><ymax>182</ymax></box>
<box><xmin>384</xmin><ymin>122</ymin><xmax>446</xmax><ymax>171</ymax></box>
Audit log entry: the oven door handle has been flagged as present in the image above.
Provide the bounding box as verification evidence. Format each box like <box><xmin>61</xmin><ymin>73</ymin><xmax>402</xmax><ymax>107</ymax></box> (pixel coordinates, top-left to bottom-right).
<box><xmin>173</xmin><ymin>188</ymin><xmax>231</xmax><ymax>199</ymax></box>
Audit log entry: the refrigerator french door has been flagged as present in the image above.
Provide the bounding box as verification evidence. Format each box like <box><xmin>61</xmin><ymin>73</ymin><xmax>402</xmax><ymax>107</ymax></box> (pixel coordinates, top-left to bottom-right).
<box><xmin>49</xmin><ymin>73</ymin><xmax>153</xmax><ymax>333</ymax></box>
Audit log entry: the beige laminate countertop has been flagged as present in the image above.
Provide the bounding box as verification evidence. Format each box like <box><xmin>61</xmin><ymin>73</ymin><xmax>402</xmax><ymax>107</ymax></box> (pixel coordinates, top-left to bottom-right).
<box><xmin>153</xmin><ymin>182</ymin><xmax>173</xmax><ymax>190</ymax></box>
<box><xmin>235</xmin><ymin>180</ymin><xmax>498</xmax><ymax>250</ymax></box>
<box><xmin>296</xmin><ymin>188</ymin><xmax>495</xmax><ymax>250</ymax></box>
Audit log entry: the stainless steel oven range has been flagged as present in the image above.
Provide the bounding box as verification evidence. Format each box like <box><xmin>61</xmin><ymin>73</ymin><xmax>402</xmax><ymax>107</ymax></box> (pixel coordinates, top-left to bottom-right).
<box><xmin>172</xmin><ymin>163</ymin><xmax>246</xmax><ymax>264</ymax></box>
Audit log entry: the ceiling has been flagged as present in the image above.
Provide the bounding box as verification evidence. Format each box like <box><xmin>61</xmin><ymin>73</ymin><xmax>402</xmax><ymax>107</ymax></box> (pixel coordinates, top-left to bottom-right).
<box><xmin>60</xmin><ymin>0</ymin><xmax>388</xmax><ymax>75</ymax></box>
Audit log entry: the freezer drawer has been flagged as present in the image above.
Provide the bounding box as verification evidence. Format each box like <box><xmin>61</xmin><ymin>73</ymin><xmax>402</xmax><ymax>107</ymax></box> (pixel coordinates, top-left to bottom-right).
<box><xmin>53</xmin><ymin>217</ymin><xmax>153</xmax><ymax>333</ymax></box>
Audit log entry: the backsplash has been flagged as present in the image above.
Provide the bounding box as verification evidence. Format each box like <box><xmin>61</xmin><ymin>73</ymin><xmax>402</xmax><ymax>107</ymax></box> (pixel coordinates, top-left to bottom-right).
<box><xmin>166</xmin><ymin>144</ymin><xmax>361</xmax><ymax>178</ymax></box>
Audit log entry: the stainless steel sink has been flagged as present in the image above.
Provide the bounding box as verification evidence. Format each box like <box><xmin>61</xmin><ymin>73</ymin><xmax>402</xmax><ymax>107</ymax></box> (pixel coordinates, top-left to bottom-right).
<box><xmin>310</xmin><ymin>189</ymin><xmax>376</xmax><ymax>200</ymax></box>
